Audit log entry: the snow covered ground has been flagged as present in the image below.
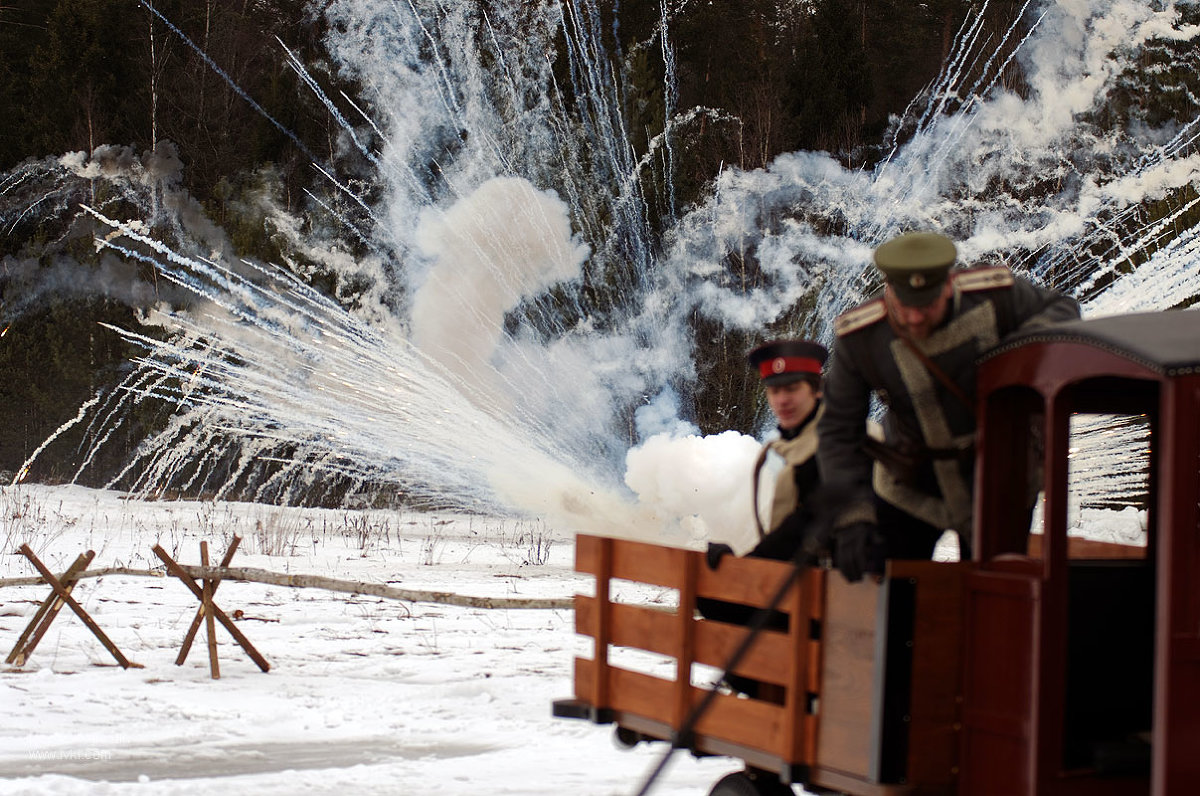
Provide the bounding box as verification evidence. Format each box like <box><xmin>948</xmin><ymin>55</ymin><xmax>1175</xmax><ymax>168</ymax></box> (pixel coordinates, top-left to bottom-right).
<box><xmin>0</xmin><ymin>485</ymin><xmax>739</xmax><ymax>795</ymax></box>
<box><xmin>0</xmin><ymin>485</ymin><xmax>1146</xmax><ymax>795</ymax></box>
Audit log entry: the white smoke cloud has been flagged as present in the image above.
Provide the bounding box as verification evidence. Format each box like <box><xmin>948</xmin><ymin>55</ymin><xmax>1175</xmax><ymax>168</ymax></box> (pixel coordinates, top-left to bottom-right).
<box><xmin>634</xmin><ymin>388</ymin><xmax>700</xmax><ymax>440</ymax></box>
<box><xmin>60</xmin><ymin>142</ymin><xmax>184</xmax><ymax>187</ymax></box>
<box><xmin>623</xmin><ymin>429</ymin><xmax>763</xmax><ymax>551</ymax></box>
<box><xmin>0</xmin><ymin>253</ymin><xmax>167</xmax><ymax>322</ymax></box>
<box><xmin>410</xmin><ymin>177</ymin><xmax>589</xmax><ymax>392</ymax></box>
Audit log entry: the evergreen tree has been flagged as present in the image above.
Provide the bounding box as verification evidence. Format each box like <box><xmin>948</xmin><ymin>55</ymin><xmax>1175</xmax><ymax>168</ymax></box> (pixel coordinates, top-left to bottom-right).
<box><xmin>28</xmin><ymin>0</ymin><xmax>145</xmax><ymax>158</ymax></box>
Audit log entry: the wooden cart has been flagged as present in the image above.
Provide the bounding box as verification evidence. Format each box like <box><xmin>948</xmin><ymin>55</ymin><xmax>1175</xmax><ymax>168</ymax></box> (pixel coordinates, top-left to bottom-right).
<box><xmin>555</xmin><ymin>310</ymin><xmax>1200</xmax><ymax>794</ymax></box>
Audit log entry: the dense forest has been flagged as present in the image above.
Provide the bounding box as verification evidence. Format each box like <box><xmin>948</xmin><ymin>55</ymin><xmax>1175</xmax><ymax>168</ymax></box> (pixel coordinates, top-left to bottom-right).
<box><xmin>1</xmin><ymin>1</ymin><xmax>1194</xmax><ymax>502</ymax></box>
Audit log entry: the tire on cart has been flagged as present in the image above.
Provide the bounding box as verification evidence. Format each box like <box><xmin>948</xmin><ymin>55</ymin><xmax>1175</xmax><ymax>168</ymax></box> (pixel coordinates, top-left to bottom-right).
<box><xmin>706</xmin><ymin>769</ymin><xmax>795</xmax><ymax>796</ymax></box>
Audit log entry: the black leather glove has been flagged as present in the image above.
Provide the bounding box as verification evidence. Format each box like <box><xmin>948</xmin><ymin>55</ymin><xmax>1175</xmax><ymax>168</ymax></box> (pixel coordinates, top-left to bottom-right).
<box><xmin>705</xmin><ymin>542</ymin><xmax>734</xmax><ymax>570</ymax></box>
<box><xmin>834</xmin><ymin>522</ymin><xmax>882</xmax><ymax>583</ymax></box>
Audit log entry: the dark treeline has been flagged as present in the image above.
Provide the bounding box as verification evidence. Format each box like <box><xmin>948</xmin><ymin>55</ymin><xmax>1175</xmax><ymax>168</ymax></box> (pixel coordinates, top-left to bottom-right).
<box><xmin>0</xmin><ymin>0</ymin><xmax>357</xmax><ymax>485</ymax></box>
<box><xmin>0</xmin><ymin>0</ymin><xmax>334</xmax><ymax>204</ymax></box>
<box><xmin>0</xmin><ymin>0</ymin><xmax>1028</xmax><ymax>491</ymax></box>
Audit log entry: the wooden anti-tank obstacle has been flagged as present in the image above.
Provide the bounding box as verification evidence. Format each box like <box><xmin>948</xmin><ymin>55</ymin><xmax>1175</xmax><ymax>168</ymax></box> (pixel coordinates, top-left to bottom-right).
<box><xmin>5</xmin><ymin>545</ymin><xmax>141</xmax><ymax>669</ymax></box>
<box><xmin>152</xmin><ymin>536</ymin><xmax>270</xmax><ymax>679</ymax></box>
<box><xmin>5</xmin><ymin>536</ymin><xmax>563</xmax><ymax>676</ymax></box>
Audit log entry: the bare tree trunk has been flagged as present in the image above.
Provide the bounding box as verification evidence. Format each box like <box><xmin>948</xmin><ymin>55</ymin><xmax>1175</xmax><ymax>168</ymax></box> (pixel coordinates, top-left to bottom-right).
<box><xmin>147</xmin><ymin>2</ymin><xmax>160</xmax><ymax>218</ymax></box>
<box><xmin>148</xmin><ymin>2</ymin><xmax>158</xmax><ymax>150</ymax></box>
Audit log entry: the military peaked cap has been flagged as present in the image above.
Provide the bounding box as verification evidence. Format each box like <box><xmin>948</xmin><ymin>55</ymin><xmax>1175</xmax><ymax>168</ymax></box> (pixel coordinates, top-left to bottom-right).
<box><xmin>747</xmin><ymin>339</ymin><xmax>828</xmax><ymax>386</ymax></box>
<box><xmin>873</xmin><ymin>231</ymin><xmax>957</xmax><ymax>307</ymax></box>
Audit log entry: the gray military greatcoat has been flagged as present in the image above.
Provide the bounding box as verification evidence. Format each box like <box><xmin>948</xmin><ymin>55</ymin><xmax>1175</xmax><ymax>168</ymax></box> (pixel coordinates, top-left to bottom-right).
<box><xmin>817</xmin><ymin>266</ymin><xmax>1080</xmax><ymax>536</ymax></box>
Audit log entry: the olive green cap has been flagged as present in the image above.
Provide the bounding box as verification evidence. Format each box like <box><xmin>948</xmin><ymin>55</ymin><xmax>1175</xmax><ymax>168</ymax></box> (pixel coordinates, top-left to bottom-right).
<box><xmin>873</xmin><ymin>231</ymin><xmax>957</xmax><ymax>307</ymax></box>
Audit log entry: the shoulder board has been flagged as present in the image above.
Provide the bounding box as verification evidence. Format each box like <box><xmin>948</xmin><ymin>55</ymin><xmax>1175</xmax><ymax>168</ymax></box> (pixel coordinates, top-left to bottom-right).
<box><xmin>834</xmin><ymin>298</ymin><xmax>886</xmax><ymax>337</ymax></box>
<box><xmin>953</xmin><ymin>265</ymin><xmax>1014</xmax><ymax>292</ymax></box>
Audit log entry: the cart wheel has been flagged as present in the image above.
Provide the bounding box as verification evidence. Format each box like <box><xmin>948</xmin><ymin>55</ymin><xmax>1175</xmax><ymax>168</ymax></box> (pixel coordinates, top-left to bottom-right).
<box><xmin>613</xmin><ymin>726</ymin><xmax>642</xmax><ymax>748</ymax></box>
<box><xmin>706</xmin><ymin>770</ymin><xmax>795</xmax><ymax>796</ymax></box>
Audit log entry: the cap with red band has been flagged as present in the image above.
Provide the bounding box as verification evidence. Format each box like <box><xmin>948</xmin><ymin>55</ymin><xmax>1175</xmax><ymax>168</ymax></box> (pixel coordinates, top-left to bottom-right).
<box><xmin>757</xmin><ymin>356</ymin><xmax>823</xmax><ymax>380</ymax></box>
<box><xmin>747</xmin><ymin>340</ymin><xmax>828</xmax><ymax>386</ymax></box>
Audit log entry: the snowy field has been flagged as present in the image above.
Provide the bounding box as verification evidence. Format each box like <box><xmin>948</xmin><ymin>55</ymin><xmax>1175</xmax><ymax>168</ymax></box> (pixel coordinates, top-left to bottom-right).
<box><xmin>0</xmin><ymin>485</ymin><xmax>1146</xmax><ymax>796</ymax></box>
<box><xmin>0</xmin><ymin>485</ymin><xmax>740</xmax><ymax>795</ymax></box>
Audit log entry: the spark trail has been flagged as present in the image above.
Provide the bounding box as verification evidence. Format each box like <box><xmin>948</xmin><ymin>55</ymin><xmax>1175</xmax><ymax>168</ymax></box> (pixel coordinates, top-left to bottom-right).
<box><xmin>63</xmin><ymin>205</ymin><xmax>657</xmax><ymax>537</ymax></box>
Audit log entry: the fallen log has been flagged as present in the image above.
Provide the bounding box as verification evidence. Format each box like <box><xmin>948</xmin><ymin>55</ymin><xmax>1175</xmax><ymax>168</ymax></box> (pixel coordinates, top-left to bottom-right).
<box><xmin>1</xmin><ymin>564</ymin><xmax>573</xmax><ymax>610</ymax></box>
<box><xmin>0</xmin><ymin>566</ymin><xmax>162</xmax><ymax>587</ymax></box>
<box><xmin>178</xmin><ymin>565</ymin><xmax>575</xmax><ymax>610</ymax></box>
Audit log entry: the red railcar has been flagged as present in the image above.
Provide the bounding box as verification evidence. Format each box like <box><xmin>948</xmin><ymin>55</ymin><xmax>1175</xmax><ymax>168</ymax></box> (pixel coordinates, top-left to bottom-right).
<box><xmin>554</xmin><ymin>310</ymin><xmax>1200</xmax><ymax>795</ymax></box>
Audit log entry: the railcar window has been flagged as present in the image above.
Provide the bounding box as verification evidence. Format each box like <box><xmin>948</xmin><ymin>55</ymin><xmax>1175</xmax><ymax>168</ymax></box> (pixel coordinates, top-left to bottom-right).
<box><xmin>1028</xmin><ymin>412</ymin><xmax>1150</xmax><ymax>559</ymax></box>
<box><xmin>1066</xmin><ymin>412</ymin><xmax>1150</xmax><ymax>544</ymax></box>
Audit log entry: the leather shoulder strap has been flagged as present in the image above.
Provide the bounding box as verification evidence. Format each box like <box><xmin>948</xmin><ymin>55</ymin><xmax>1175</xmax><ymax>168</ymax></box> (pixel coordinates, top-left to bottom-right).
<box><xmin>953</xmin><ymin>265</ymin><xmax>1014</xmax><ymax>292</ymax></box>
<box><xmin>750</xmin><ymin>445</ymin><xmax>772</xmax><ymax>539</ymax></box>
<box><xmin>834</xmin><ymin>298</ymin><xmax>886</xmax><ymax>337</ymax></box>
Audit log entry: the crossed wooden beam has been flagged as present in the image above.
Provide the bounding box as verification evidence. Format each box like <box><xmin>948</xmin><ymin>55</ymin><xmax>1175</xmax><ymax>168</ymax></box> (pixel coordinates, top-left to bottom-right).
<box><xmin>152</xmin><ymin>537</ymin><xmax>270</xmax><ymax>678</ymax></box>
<box><xmin>5</xmin><ymin>541</ymin><xmax>268</xmax><ymax>678</ymax></box>
<box><xmin>6</xmin><ymin>545</ymin><xmax>141</xmax><ymax>669</ymax></box>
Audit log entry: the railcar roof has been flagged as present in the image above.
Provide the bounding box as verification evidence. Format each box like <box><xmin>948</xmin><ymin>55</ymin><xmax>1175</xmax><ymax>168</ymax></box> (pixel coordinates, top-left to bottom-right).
<box><xmin>982</xmin><ymin>309</ymin><xmax>1200</xmax><ymax>377</ymax></box>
